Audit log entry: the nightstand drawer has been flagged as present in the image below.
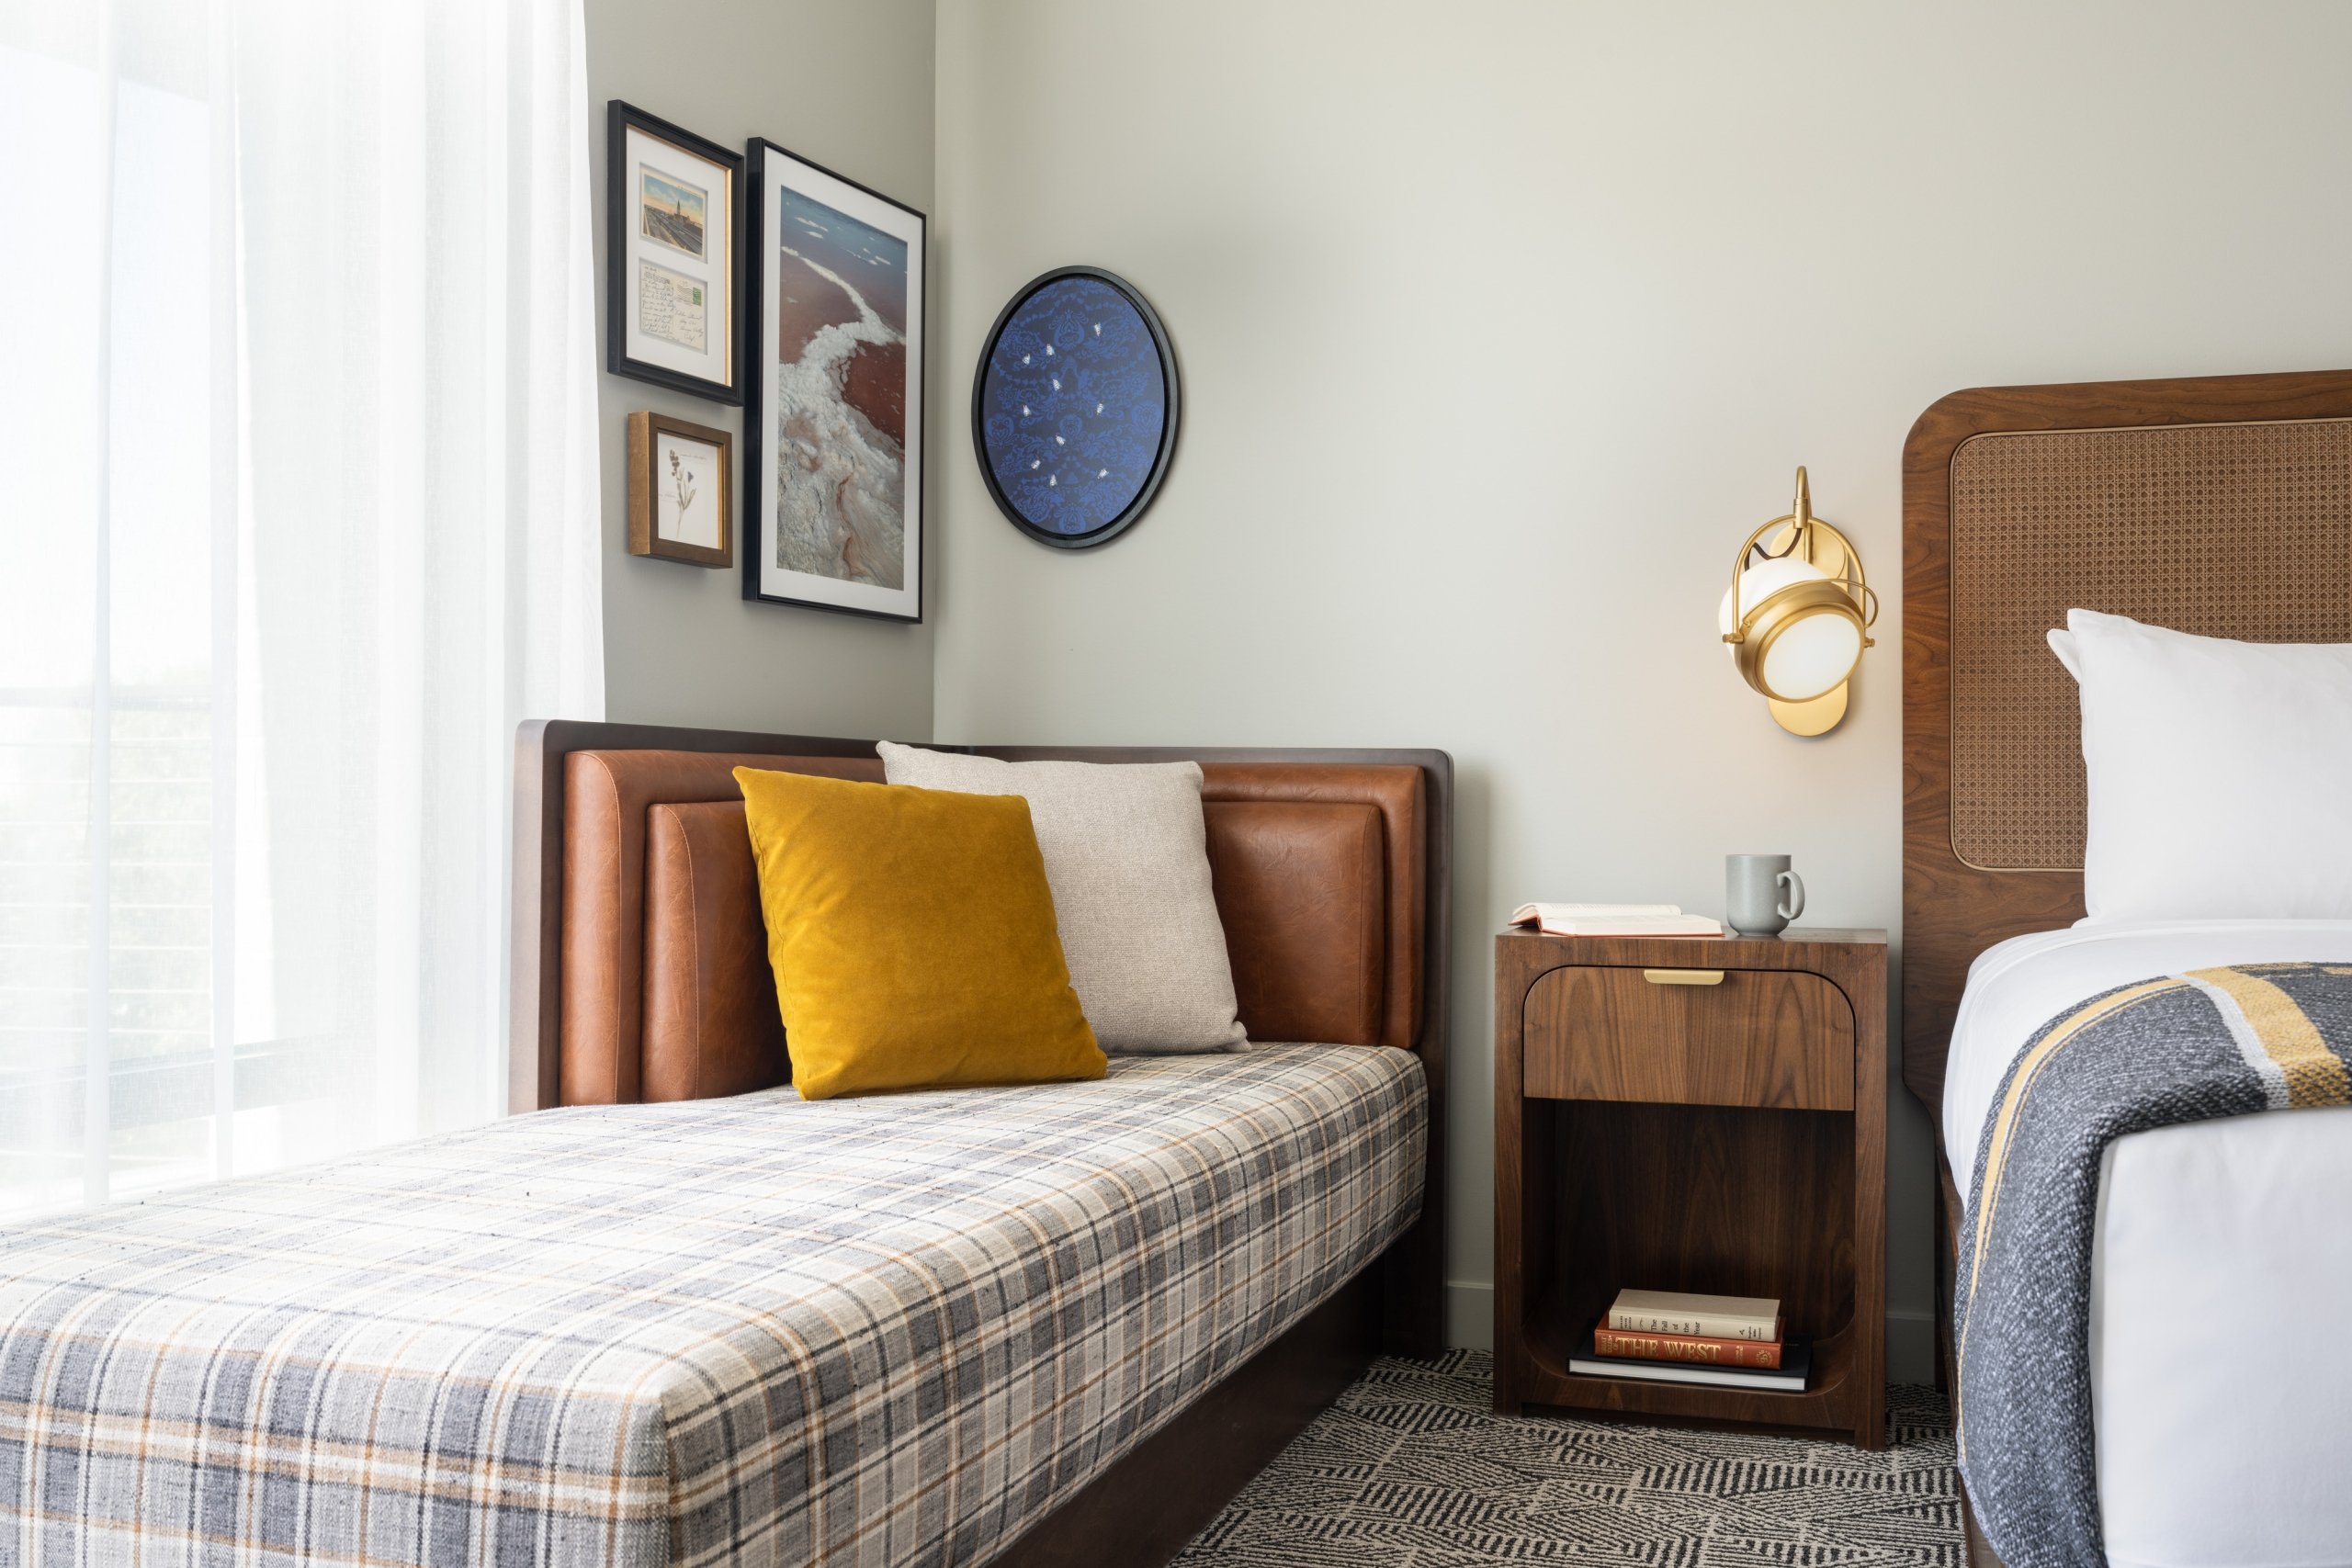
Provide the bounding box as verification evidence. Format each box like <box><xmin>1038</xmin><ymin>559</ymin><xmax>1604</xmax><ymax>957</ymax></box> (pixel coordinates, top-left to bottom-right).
<box><xmin>1521</xmin><ymin>964</ymin><xmax>1853</xmax><ymax>1110</ymax></box>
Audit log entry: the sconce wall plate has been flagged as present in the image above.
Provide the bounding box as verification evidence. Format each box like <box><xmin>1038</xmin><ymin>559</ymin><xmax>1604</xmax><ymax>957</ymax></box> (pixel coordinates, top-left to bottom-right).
<box><xmin>1770</xmin><ymin>687</ymin><xmax>1848</xmax><ymax>737</ymax></box>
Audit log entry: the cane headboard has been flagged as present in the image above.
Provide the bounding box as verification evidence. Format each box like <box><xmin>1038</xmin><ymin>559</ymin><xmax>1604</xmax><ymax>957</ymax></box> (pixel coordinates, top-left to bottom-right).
<box><xmin>1901</xmin><ymin>369</ymin><xmax>2352</xmax><ymax>1122</ymax></box>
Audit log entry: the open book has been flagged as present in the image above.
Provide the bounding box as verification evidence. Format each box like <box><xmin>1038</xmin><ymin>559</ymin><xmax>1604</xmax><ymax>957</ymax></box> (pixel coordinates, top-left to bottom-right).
<box><xmin>1509</xmin><ymin>902</ymin><xmax>1724</xmax><ymax>938</ymax></box>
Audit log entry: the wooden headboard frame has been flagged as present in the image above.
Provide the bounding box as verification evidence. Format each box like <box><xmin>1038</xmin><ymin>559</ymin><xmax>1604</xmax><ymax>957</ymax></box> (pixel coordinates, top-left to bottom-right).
<box><xmin>1901</xmin><ymin>367</ymin><xmax>2352</xmax><ymax>1127</ymax></box>
<box><xmin>508</xmin><ymin>716</ymin><xmax>1453</xmax><ymax>1358</ymax></box>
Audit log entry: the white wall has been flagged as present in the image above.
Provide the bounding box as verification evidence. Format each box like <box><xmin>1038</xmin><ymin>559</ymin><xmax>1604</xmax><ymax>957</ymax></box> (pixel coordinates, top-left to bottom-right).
<box><xmin>931</xmin><ymin>0</ymin><xmax>2352</xmax><ymax>1373</ymax></box>
<box><xmin>586</xmin><ymin>0</ymin><xmax>935</xmax><ymax>739</ymax></box>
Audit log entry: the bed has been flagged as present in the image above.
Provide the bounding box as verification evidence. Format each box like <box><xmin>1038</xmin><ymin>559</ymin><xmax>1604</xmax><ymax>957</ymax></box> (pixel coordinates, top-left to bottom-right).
<box><xmin>0</xmin><ymin>724</ymin><xmax>1453</xmax><ymax>1567</ymax></box>
<box><xmin>1902</xmin><ymin>369</ymin><xmax>2352</xmax><ymax>1568</ymax></box>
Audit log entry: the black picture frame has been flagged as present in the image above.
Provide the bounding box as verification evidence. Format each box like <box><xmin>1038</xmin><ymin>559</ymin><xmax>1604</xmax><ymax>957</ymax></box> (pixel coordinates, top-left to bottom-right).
<box><xmin>970</xmin><ymin>266</ymin><xmax>1181</xmax><ymax>550</ymax></box>
<box><xmin>741</xmin><ymin>137</ymin><xmax>928</xmax><ymax>622</ymax></box>
<box><xmin>605</xmin><ymin>101</ymin><xmax>744</xmax><ymax>404</ymax></box>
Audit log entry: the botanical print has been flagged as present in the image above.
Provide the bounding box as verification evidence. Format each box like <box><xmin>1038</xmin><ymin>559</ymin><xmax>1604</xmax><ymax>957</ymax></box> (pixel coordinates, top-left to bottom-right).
<box><xmin>657</xmin><ymin>433</ymin><xmax>720</xmax><ymax>549</ymax></box>
<box><xmin>768</xmin><ymin>185</ymin><xmax>908</xmax><ymax>589</ymax></box>
<box><xmin>639</xmin><ymin>259</ymin><xmax>707</xmax><ymax>354</ymax></box>
<box><xmin>639</xmin><ymin>166</ymin><xmax>707</xmax><ymax>259</ymax></box>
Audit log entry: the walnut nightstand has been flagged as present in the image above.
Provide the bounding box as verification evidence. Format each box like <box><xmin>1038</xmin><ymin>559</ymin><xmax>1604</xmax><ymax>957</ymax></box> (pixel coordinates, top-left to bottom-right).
<box><xmin>1493</xmin><ymin>928</ymin><xmax>1887</xmax><ymax>1448</ymax></box>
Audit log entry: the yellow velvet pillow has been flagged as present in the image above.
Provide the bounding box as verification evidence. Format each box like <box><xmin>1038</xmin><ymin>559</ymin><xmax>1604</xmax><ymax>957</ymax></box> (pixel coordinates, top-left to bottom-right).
<box><xmin>733</xmin><ymin>766</ymin><xmax>1104</xmax><ymax>1100</ymax></box>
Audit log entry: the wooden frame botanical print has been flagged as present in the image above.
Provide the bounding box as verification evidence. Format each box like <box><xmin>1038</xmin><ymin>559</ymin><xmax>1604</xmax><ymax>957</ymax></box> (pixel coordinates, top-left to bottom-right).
<box><xmin>741</xmin><ymin>137</ymin><xmax>926</xmax><ymax>621</ymax></box>
<box><xmin>626</xmin><ymin>412</ymin><xmax>732</xmax><ymax>568</ymax></box>
<box><xmin>607</xmin><ymin>102</ymin><xmax>742</xmax><ymax>404</ymax></box>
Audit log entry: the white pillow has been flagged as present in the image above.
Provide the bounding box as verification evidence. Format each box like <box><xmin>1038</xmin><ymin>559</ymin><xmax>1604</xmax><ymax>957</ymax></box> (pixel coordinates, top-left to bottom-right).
<box><xmin>2045</xmin><ymin>626</ymin><xmax>2080</xmax><ymax>680</ymax></box>
<box><xmin>2053</xmin><ymin>608</ymin><xmax>2352</xmax><ymax>921</ymax></box>
<box><xmin>876</xmin><ymin>743</ymin><xmax>1249</xmax><ymax>1054</ymax></box>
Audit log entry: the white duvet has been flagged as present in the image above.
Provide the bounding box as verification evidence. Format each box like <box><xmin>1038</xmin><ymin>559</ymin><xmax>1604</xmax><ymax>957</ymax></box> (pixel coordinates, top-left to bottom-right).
<box><xmin>1946</xmin><ymin>921</ymin><xmax>2352</xmax><ymax>1568</ymax></box>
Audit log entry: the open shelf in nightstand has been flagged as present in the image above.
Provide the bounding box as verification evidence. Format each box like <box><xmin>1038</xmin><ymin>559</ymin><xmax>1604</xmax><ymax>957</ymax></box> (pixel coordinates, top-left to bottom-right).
<box><xmin>1513</xmin><ymin>1099</ymin><xmax>1857</xmax><ymax>1429</ymax></box>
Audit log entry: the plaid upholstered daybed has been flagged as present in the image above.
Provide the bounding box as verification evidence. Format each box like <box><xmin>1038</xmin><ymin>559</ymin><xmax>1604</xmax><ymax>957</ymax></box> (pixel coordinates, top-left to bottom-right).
<box><xmin>0</xmin><ymin>1049</ymin><xmax>1424</xmax><ymax>1565</ymax></box>
<box><xmin>1</xmin><ymin>729</ymin><xmax>1451</xmax><ymax>1567</ymax></box>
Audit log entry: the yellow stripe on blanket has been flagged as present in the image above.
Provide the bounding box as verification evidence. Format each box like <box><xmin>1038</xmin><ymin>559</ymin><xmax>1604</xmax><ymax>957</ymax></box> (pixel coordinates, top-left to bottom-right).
<box><xmin>2187</xmin><ymin>966</ymin><xmax>2352</xmax><ymax>1108</ymax></box>
<box><xmin>1963</xmin><ymin>978</ymin><xmax>2185</xmax><ymax>1303</ymax></box>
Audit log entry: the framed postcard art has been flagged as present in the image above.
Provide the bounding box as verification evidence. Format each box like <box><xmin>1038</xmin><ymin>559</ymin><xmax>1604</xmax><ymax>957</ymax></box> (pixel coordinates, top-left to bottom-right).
<box><xmin>741</xmin><ymin>138</ymin><xmax>926</xmax><ymax>620</ymax></box>
<box><xmin>608</xmin><ymin>102</ymin><xmax>741</xmax><ymax>403</ymax></box>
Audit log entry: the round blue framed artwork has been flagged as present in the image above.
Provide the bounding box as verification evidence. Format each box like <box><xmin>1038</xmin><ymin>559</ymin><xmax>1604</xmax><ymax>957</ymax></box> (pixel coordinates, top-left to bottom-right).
<box><xmin>971</xmin><ymin>267</ymin><xmax>1179</xmax><ymax>548</ymax></box>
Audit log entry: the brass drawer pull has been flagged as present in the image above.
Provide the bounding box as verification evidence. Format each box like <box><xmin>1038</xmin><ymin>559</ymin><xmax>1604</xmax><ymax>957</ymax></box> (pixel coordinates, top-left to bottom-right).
<box><xmin>1643</xmin><ymin>967</ymin><xmax>1725</xmax><ymax>987</ymax></box>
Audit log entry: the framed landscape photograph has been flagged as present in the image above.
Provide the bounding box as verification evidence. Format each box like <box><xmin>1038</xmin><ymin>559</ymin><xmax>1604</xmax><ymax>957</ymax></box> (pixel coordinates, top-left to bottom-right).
<box><xmin>626</xmin><ymin>412</ymin><xmax>731</xmax><ymax>567</ymax></box>
<box><xmin>741</xmin><ymin>137</ymin><xmax>926</xmax><ymax>620</ymax></box>
<box><xmin>608</xmin><ymin>102</ymin><xmax>741</xmax><ymax>403</ymax></box>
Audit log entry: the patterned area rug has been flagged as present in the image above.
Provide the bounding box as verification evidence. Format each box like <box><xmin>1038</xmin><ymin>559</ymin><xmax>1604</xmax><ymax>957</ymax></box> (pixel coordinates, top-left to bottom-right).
<box><xmin>1175</xmin><ymin>1351</ymin><xmax>1962</xmax><ymax>1566</ymax></box>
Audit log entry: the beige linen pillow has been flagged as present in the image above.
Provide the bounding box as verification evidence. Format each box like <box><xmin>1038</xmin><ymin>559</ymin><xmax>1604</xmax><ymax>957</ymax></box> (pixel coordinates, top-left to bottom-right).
<box><xmin>876</xmin><ymin>743</ymin><xmax>1248</xmax><ymax>1054</ymax></box>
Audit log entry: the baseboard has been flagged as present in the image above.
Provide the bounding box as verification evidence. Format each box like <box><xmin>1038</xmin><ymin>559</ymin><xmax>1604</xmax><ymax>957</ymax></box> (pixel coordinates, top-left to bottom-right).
<box><xmin>1885</xmin><ymin>1306</ymin><xmax>1935</xmax><ymax>1385</ymax></box>
<box><xmin>1444</xmin><ymin>1280</ymin><xmax>1494</xmax><ymax>1349</ymax></box>
<box><xmin>1445</xmin><ymin>1283</ymin><xmax>1939</xmax><ymax>1386</ymax></box>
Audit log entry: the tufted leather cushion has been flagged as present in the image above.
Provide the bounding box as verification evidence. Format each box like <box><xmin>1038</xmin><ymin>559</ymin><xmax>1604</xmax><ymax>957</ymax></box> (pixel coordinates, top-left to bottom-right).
<box><xmin>561</xmin><ymin>750</ymin><xmax>879</xmax><ymax>1104</ymax></box>
<box><xmin>1204</xmin><ymin>800</ymin><xmax>1384</xmax><ymax>1046</ymax></box>
<box><xmin>1200</xmin><ymin>762</ymin><xmax>1425</xmax><ymax>1053</ymax></box>
<box><xmin>560</xmin><ymin>749</ymin><xmax>1427</xmax><ymax>1104</ymax></box>
<box><xmin>643</xmin><ymin>801</ymin><xmax>786</xmax><ymax>1100</ymax></box>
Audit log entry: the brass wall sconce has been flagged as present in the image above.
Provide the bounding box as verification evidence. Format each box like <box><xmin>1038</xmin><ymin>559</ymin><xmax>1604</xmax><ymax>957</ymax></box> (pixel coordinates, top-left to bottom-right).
<box><xmin>1718</xmin><ymin>468</ymin><xmax>1877</xmax><ymax>736</ymax></box>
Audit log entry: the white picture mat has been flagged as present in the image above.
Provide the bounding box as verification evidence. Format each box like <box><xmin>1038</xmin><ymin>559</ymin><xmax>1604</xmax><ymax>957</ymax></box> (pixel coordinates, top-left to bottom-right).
<box><xmin>622</xmin><ymin>125</ymin><xmax>732</xmax><ymax>387</ymax></box>
<box><xmin>653</xmin><ymin>431</ymin><xmax>722</xmax><ymax>547</ymax></box>
<box><xmin>752</xmin><ymin>143</ymin><xmax>922</xmax><ymax>617</ymax></box>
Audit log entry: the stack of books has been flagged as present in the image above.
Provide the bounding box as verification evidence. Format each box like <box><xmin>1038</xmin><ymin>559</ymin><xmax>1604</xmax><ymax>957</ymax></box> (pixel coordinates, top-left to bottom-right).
<box><xmin>1568</xmin><ymin>1289</ymin><xmax>1810</xmax><ymax>1392</ymax></box>
<box><xmin>1510</xmin><ymin>902</ymin><xmax>1723</xmax><ymax>938</ymax></box>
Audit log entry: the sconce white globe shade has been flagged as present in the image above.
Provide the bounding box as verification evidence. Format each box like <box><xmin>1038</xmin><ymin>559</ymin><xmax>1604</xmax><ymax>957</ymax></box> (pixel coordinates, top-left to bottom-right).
<box><xmin>1718</xmin><ymin>556</ymin><xmax>1866</xmax><ymax>704</ymax></box>
<box><xmin>1718</xmin><ymin>556</ymin><xmax>1826</xmax><ymax>644</ymax></box>
<box><xmin>1756</xmin><ymin>607</ymin><xmax>1864</xmax><ymax>701</ymax></box>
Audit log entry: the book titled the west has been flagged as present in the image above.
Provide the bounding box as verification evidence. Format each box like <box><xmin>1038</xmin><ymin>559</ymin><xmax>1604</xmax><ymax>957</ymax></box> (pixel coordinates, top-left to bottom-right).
<box><xmin>1592</xmin><ymin>1325</ymin><xmax>1785</xmax><ymax>1369</ymax></box>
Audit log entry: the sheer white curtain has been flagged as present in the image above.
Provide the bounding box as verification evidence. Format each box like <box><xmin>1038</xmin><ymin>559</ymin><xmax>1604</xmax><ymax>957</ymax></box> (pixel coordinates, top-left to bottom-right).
<box><xmin>0</xmin><ymin>0</ymin><xmax>603</xmax><ymax>1217</ymax></box>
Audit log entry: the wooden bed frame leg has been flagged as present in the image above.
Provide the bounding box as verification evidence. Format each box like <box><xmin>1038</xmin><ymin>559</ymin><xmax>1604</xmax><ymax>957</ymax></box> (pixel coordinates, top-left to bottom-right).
<box><xmin>1935</xmin><ymin>1177</ymin><xmax>1955</xmax><ymax>1395</ymax></box>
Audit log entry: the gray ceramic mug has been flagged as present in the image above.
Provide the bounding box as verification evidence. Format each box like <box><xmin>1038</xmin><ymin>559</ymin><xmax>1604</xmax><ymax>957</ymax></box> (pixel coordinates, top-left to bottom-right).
<box><xmin>1726</xmin><ymin>853</ymin><xmax>1805</xmax><ymax>936</ymax></box>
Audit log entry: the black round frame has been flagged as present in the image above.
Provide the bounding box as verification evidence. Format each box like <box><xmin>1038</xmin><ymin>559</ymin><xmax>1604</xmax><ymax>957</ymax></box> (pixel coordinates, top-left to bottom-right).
<box><xmin>969</xmin><ymin>265</ymin><xmax>1181</xmax><ymax>550</ymax></box>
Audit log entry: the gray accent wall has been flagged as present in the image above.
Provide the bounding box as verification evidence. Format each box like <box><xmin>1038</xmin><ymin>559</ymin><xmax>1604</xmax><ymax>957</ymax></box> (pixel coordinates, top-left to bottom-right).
<box><xmin>585</xmin><ymin>0</ymin><xmax>935</xmax><ymax>739</ymax></box>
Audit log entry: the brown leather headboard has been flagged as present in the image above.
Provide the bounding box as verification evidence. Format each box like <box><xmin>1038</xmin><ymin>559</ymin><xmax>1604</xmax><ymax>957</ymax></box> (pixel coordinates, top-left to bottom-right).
<box><xmin>554</xmin><ymin>748</ymin><xmax>1429</xmax><ymax>1105</ymax></box>
<box><xmin>508</xmin><ymin>720</ymin><xmax>1453</xmax><ymax>1356</ymax></box>
<box><xmin>1902</xmin><ymin>368</ymin><xmax>2352</xmax><ymax>1129</ymax></box>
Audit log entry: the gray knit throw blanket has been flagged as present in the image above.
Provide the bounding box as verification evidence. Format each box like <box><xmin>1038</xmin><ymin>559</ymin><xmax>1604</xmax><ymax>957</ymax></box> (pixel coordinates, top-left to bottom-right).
<box><xmin>1956</xmin><ymin>963</ymin><xmax>2352</xmax><ymax>1567</ymax></box>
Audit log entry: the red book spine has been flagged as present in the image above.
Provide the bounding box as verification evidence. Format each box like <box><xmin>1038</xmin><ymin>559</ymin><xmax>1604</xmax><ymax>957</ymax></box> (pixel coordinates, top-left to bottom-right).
<box><xmin>1591</xmin><ymin>1326</ymin><xmax>1784</xmax><ymax>1369</ymax></box>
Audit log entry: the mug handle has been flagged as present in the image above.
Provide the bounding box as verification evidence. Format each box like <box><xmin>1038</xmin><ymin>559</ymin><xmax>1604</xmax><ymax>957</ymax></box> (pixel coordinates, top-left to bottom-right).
<box><xmin>1777</xmin><ymin>870</ymin><xmax>1806</xmax><ymax>921</ymax></box>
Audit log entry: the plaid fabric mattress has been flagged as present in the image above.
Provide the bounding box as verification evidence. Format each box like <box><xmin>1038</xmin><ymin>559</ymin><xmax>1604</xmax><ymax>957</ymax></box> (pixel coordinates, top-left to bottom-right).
<box><xmin>0</xmin><ymin>1044</ymin><xmax>1424</xmax><ymax>1568</ymax></box>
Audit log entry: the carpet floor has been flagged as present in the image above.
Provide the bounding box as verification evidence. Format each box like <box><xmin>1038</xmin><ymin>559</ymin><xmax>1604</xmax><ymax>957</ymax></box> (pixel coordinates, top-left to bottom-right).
<box><xmin>1173</xmin><ymin>1351</ymin><xmax>1962</xmax><ymax>1566</ymax></box>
